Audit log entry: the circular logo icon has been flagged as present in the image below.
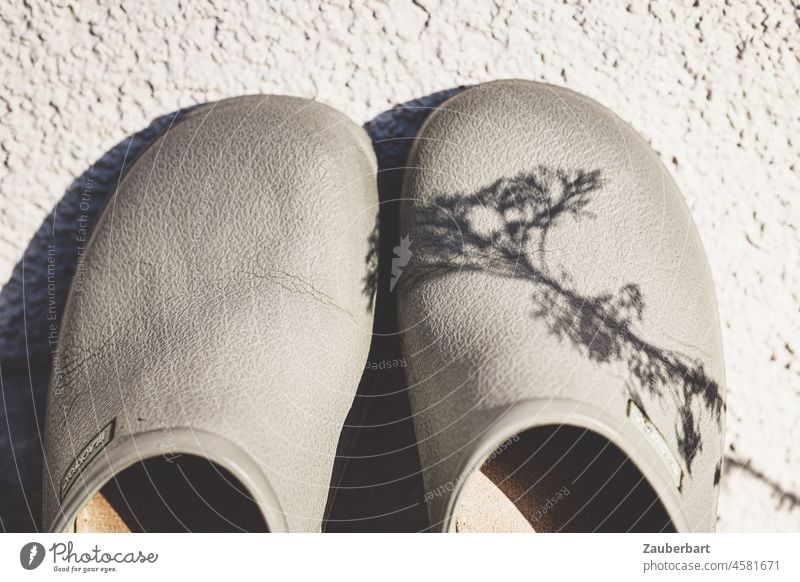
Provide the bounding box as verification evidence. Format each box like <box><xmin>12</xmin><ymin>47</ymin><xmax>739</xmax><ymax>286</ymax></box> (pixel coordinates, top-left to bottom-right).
<box><xmin>20</xmin><ymin>542</ymin><xmax>45</xmax><ymax>570</ymax></box>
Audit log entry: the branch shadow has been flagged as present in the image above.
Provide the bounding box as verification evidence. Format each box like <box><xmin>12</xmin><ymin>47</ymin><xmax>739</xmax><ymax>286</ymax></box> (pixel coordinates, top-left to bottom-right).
<box><xmin>401</xmin><ymin>166</ymin><xmax>725</xmax><ymax>474</ymax></box>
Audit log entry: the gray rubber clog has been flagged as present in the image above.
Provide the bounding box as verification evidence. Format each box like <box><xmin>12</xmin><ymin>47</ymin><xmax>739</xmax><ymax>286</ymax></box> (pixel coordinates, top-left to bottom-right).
<box><xmin>397</xmin><ymin>80</ymin><xmax>726</xmax><ymax>532</ymax></box>
<box><xmin>43</xmin><ymin>95</ymin><xmax>378</xmax><ymax>532</ymax></box>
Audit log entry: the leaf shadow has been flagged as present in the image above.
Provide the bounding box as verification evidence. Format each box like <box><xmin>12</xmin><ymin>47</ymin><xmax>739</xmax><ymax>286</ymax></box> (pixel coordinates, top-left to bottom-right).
<box><xmin>402</xmin><ymin>168</ymin><xmax>724</xmax><ymax>473</ymax></box>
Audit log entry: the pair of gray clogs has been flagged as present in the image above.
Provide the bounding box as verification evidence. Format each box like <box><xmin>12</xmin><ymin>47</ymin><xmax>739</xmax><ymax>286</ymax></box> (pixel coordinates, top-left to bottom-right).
<box><xmin>43</xmin><ymin>80</ymin><xmax>725</xmax><ymax>533</ymax></box>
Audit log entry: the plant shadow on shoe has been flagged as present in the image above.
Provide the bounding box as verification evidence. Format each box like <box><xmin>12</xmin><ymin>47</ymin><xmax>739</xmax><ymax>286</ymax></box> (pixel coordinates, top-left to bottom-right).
<box><xmin>325</xmin><ymin>85</ymin><xmax>721</xmax><ymax>532</ymax></box>
<box><xmin>394</xmin><ymin>80</ymin><xmax>728</xmax><ymax>532</ymax></box>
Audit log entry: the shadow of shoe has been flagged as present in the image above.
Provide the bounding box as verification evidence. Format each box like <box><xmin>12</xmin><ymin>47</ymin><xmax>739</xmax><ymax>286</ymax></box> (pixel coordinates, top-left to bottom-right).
<box><xmin>324</xmin><ymin>87</ymin><xmax>468</xmax><ymax>532</ymax></box>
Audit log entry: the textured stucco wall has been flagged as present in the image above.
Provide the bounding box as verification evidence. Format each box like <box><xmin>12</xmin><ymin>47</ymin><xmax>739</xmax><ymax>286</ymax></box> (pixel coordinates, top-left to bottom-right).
<box><xmin>1</xmin><ymin>0</ymin><xmax>798</xmax><ymax>531</ymax></box>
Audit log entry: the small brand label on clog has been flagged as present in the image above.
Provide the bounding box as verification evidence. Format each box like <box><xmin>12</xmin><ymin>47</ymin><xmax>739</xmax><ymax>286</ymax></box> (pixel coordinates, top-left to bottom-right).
<box><xmin>627</xmin><ymin>401</ymin><xmax>683</xmax><ymax>490</ymax></box>
<box><xmin>60</xmin><ymin>419</ymin><xmax>116</xmax><ymax>501</ymax></box>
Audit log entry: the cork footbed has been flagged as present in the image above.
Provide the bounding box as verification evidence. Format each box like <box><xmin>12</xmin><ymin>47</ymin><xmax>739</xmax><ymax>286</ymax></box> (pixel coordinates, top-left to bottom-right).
<box><xmin>74</xmin><ymin>454</ymin><xmax>268</xmax><ymax>532</ymax></box>
<box><xmin>455</xmin><ymin>426</ymin><xmax>676</xmax><ymax>533</ymax></box>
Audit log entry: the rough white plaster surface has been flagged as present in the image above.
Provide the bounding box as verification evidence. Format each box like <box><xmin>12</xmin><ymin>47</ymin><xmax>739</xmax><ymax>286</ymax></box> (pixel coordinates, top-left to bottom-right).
<box><xmin>0</xmin><ymin>0</ymin><xmax>798</xmax><ymax>531</ymax></box>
